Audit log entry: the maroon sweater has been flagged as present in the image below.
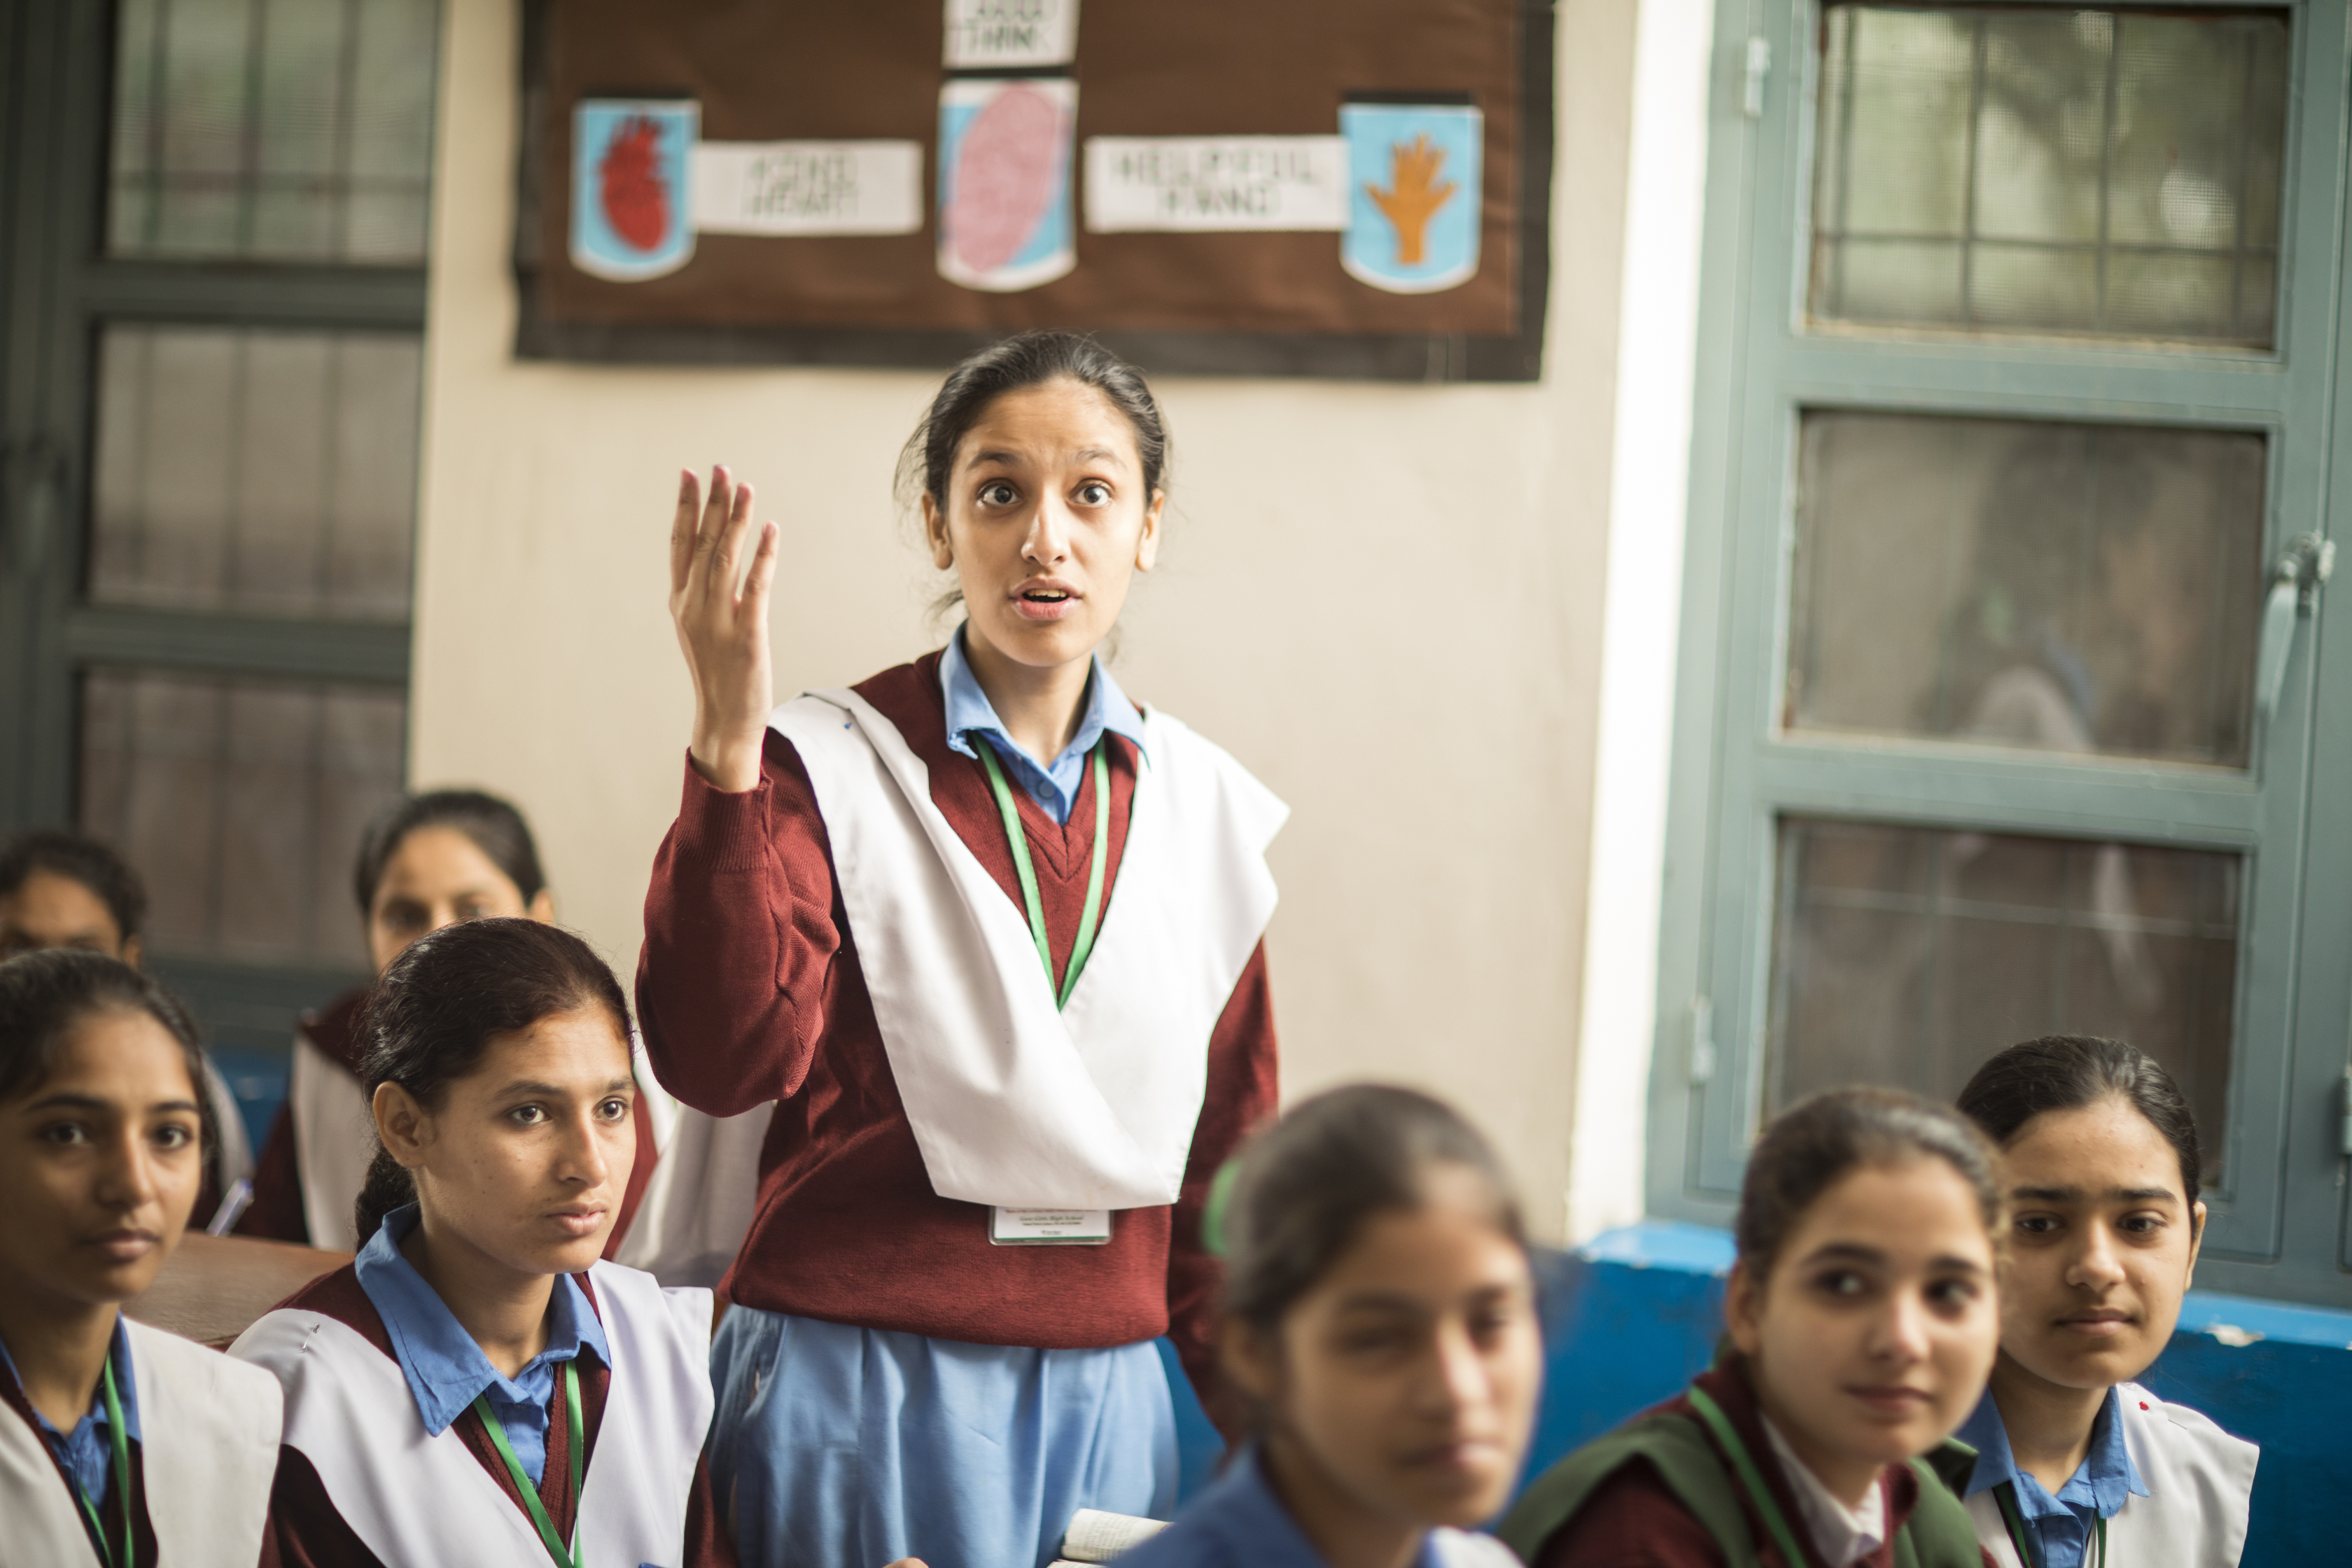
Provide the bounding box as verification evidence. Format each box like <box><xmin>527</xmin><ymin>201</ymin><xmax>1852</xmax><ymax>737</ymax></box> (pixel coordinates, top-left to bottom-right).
<box><xmin>636</xmin><ymin>653</ymin><xmax>1279</xmax><ymax>1409</ymax></box>
<box><xmin>254</xmin><ymin>1265</ymin><xmax>734</xmax><ymax>1568</ymax></box>
<box><xmin>1532</xmin><ymin>1361</ymin><xmax>1994</xmax><ymax>1568</ymax></box>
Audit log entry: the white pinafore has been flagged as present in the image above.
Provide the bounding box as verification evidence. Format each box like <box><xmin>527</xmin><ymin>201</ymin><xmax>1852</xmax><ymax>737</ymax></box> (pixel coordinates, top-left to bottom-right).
<box><xmin>0</xmin><ymin>1317</ymin><xmax>281</xmax><ymax>1568</ymax></box>
<box><xmin>1966</xmin><ymin>1382</ymin><xmax>2259</xmax><ymax>1568</ymax></box>
<box><xmin>230</xmin><ymin>1259</ymin><xmax>715</xmax><ymax>1568</ymax></box>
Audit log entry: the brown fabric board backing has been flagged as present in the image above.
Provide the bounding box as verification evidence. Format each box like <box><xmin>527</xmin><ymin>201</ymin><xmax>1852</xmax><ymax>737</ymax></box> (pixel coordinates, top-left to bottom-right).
<box><xmin>517</xmin><ymin>0</ymin><xmax>1553</xmax><ymax>379</ymax></box>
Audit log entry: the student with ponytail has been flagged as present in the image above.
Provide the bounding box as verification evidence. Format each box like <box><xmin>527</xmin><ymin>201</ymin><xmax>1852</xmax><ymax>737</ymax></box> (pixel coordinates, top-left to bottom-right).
<box><xmin>0</xmin><ymin>948</ymin><xmax>281</xmax><ymax>1567</ymax></box>
<box><xmin>1120</xmin><ymin>1084</ymin><xmax>1539</xmax><ymax>1568</ymax></box>
<box><xmin>1502</xmin><ymin>1089</ymin><xmax>2001</xmax><ymax>1568</ymax></box>
<box><xmin>230</xmin><ymin>918</ymin><xmax>732</xmax><ymax>1568</ymax></box>
<box><xmin>1942</xmin><ymin>1037</ymin><xmax>2257</xmax><ymax>1568</ymax></box>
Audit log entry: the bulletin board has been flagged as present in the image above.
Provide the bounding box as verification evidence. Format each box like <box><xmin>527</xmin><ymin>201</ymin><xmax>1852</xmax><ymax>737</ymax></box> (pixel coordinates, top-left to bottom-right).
<box><xmin>513</xmin><ymin>0</ymin><xmax>1554</xmax><ymax>381</ymax></box>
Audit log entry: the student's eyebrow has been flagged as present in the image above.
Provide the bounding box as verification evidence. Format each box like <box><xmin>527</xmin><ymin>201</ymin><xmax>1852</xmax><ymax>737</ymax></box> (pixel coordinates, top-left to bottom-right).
<box><xmin>20</xmin><ymin>1092</ymin><xmax>200</xmax><ymax>1116</ymax></box>
<box><xmin>1330</xmin><ymin>1291</ymin><xmax>1430</xmax><ymax>1315</ymax></box>
<box><xmin>2010</xmin><ymin>1184</ymin><xmax>2079</xmax><ymax>1203</ymax></box>
<box><xmin>1928</xmin><ymin>1255</ymin><xmax>1989</xmax><ymax>1276</ymax></box>
<box><xmin>2111</xmin><ymin>1186</ymin><xmax>2178</xmax><ymax>1205</ymax></box>
<box><xmin>1798</xmin><ymin>1241</ymin><xmax>1887</xmax><ymax>1266</ymax></box>
<box><xmin>492</xmin><ymin>1078</ymin><xmax>635</xmax><ymax>1099</ymax></box>
<box><xmin>964</xmin><ymin>447</ymin><xmax>1025</xmax><ymax>469</ymax></box>
<box><xmin>1072</xmin><ymin>447</ymin><xmax>1119</xmax><ymax>466</ymax></box>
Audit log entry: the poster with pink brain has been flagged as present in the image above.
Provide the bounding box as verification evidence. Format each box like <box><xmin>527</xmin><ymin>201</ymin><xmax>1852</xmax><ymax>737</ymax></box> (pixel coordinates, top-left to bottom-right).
<box><xmin>937</xmin><ymin>77</ymin><xmax>1077</xmax><ymax>291</ymax></box>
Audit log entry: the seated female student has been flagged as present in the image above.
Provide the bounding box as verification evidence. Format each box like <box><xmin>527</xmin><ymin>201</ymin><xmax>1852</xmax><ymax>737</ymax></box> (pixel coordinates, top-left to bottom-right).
<box><xmin>0</xmin><ymin>827</ymin><xmax>255</xmax><ymax>1229</ymax></box>
<box><xmin>239</xmin><ymin>790</ymin><xmax>666</xmax><ymax>1254</ymax></box>
<box><xmin>1119</xmin><ymin>1084</ymin><xmax>1539</xmax><ymax>1568</ymax></box>
<box><xmin>229</xmin><ymin>918</ymin><xmax>733</xmax><ymax>1568</ymax></box>
<box><xmin>1943</xmin><ymin>1037</ymin><xmax>2257</xmax><ymax>1568</ymax></box>
<box><xmin>0</xmin><ymin>948</ymin><xmax>283</xmax><ymax>1567</ymax></box>
<box><xmin>1501</xmin><ymin>1088</ymin><xmax>1999</xmax><ymax>1568</ymax></box>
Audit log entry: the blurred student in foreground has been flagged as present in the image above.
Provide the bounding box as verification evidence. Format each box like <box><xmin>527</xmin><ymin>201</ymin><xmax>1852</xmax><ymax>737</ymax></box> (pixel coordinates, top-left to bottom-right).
<box><xmin>1119</xmin><ymin>1084</ymin><xmax>1539</xmax><ymax>1568</ymax></box>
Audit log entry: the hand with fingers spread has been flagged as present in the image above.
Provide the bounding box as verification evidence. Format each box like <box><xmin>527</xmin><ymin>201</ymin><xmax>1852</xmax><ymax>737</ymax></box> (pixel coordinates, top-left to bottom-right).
<box><xmin>668</xmin><ymin>465</ymin><xmax>779</xmax><ymax>793</ymax></box>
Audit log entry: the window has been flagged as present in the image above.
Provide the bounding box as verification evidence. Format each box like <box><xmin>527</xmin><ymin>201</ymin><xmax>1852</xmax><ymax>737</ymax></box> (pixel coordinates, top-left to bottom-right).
<box><xmin>1651</xmin><ymin>0</ymin><xmax>2351</xmax><ymax>1306</ymax></box>
<box><xmin>0</xmin><ymin>0</ymin><xmax>438</xmax><ymax>1142</ymax></box>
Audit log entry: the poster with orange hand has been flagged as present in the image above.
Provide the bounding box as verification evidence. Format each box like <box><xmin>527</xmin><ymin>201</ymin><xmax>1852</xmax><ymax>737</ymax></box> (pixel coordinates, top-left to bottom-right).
<box><xmin>1340</xmin><ymin>102</ymin><xmax>1482</xmax><ymax>294</ymax></box>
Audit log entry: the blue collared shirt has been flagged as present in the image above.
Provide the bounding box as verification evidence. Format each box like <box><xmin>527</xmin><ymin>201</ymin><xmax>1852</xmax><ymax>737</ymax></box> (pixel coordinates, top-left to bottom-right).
<box><xmin>1956</xmin><ymin>1389</ymin><xmax>2148</xmax><ymax>1568</ymax></box>
<box><xmin>354</xmin><ymin>1204</ymin><xmax>608</xmax><ymax>1487</ymax></box>
<box><xmin>0</xmin><ymin>1315</ymin><xmax>141</xmax><ymax>1512</ymax></box>
<box><xmin>940</xmin><ymin>626</ymin><xmax>1148</xmax><ymax>824</ymax></box>
<box><xmin>1119</xmin><ymin>1446</ymin><xmax>1460</xmax><ymax>1568</ymax></box>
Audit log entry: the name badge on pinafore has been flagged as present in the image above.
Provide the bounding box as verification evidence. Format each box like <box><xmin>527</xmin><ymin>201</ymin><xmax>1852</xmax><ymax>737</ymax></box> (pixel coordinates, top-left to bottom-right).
<box><xmin>990</xmin><ymin>1208</ymin><xmax>1113</xmax><ymax>1245</ymax></box>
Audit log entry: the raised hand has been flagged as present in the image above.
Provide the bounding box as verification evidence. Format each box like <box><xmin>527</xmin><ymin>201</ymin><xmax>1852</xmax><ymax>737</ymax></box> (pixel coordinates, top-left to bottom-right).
<box><xmin>668</xmin><ymin>465</ymin><xmax>778</xmax><ymax>793</ymax></box>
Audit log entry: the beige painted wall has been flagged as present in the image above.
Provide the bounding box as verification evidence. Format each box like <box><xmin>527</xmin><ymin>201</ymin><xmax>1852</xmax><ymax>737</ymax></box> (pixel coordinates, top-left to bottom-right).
<box><xmin>410</xmin><ymin>0</ymin><xmax>1636</xmax><ymax>1242</ymax></box>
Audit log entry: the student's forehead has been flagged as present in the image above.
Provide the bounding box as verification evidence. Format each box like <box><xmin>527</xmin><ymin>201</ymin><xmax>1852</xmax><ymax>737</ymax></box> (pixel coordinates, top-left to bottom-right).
<box><xmin>2007</xmin><ymin>1098</ymin><xmax>2178</xmax><ymax>1180</ymax></box>
<box><xmin>4</xmin><ymin>868</ymin><xmax>120</xmax><ymax>927</ymax></box>
<box><xmin>24</xmin><ymin>1011</ymin><xmax>197</xmax><ymax>1101</ymax></box>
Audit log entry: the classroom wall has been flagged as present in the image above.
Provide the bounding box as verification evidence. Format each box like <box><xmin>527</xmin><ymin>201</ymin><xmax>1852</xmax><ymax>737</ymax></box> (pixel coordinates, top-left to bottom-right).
<box><xmin>406</xmin><ymin>0</ymin><xmax>1641</xmax><ymax>1242</ymax></box>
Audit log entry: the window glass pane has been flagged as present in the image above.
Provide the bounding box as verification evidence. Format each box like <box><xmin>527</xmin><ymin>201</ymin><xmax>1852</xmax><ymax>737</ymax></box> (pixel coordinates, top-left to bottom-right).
<box><xmin>108</xmin><ymin>0</ymin><xmax>440</xmax><ymax>262</ymax></box>
<box><xmin>88</xmin><ymin>324</ymin><xmax>421</xmax><ymax>621</ymax></box>
<box><xmin>77</xmin><ymin>669</ymin><xmax>405</xmax><ymax>970</ymax></box>
<box><xmin>1767</xmin><ymin>817</ymin><xmax>2236</xmax><ymax>1181</ymax></box>
<box><xmin>1811</xmin><ymin>6</ymin><xmax>2288</xmax><ymax>346</ymax></box>
<box><xmin>1787</xmin><ymin>411</ymin><xmax>2265</xmax><ymax>769</ymax></box>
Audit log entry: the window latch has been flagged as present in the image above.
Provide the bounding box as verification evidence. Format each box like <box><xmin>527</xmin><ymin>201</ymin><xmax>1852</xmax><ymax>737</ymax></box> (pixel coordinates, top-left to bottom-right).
<box><xmin>2341</xmin><ymin>1068</ymin><xmax>2352</xmax><ymax>1160</ymax></box>
<box><xmin>2253</xmin><ymin>532</ymin><xmax>2333</xmax><ymax>726</ymax></box>
<box><xmin>0</xmin><ymin>435</ymin><xmax>65</xmax><ymax>575</ymax></box>
<box><xmin>1689</xmin><ymin>996</ymin><xmax>1716</xmax><ymax>1084</ymax></box>
<box><xmin>1742</xmin><ymin>37</ymin><xmax>1772</xmax><ymax>120</ymax></box>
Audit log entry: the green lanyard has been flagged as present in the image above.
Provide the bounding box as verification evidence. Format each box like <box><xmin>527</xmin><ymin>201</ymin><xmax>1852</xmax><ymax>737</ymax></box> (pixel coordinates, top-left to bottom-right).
<box><xmin>470</xmin><ymin>1360</ymin><xmax>585</xmax><ymax>1568</ymax></box>
<box><xmin>1994</xmin><ymin>1480</ymin><xmax>2107</xmax><ymax>1568</ymax></box>
<box><xmin>1686</xmin><ymin>1385</ymin><xmax>1816</xmax><ymax>1568</ymax></box>
<box><xmin>976</xmin><ymin>738</ymin><xmax>1110</xmax><ymax>1009</ymax></box>
<box><xmin>66</xmin><ymin>1357</ymin><xmax>133</xmax><ymax>1568</ymax></box>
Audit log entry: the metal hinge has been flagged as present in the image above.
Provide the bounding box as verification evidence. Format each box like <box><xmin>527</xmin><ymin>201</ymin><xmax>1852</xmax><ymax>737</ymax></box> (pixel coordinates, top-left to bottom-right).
<box><xmin>1742</xmin><ymin>37</ymin><xmax>1772</xmax><ymax>120</ymax></box>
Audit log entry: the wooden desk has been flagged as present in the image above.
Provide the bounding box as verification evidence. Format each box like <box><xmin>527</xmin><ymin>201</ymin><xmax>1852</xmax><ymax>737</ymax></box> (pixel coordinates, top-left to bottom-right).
<box><xmin>125</xmin><ymin>1232</ymin><xmax>350</xmax><ymax>1349</ymax></box>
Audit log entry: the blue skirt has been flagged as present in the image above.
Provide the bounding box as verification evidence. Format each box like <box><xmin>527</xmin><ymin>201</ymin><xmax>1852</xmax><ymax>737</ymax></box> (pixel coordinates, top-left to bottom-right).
<box><xmin>709</xmin><ymin>1307</ymin><xmax>1178</xmax><ymax>1568</ymax></box>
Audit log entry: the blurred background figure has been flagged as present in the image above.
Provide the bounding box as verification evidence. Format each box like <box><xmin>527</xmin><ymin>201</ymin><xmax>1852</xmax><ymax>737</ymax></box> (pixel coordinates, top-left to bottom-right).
<box><xmin>0</xmin><ymin>827</ymin><xmax>253</xmax><ymax>1232</ymax></box>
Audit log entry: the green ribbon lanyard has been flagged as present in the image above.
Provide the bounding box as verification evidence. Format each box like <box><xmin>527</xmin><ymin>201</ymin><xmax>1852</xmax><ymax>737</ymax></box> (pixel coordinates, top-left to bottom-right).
<box><xmin>977</xmin><ymin>738</ymin><xmax>1110</xmax><ymax>1009</ymax></box>
<box><xmin>66</xmin><ymin>1357</ymin><xmax>133</xmax><ymax>1568</ymax></box>
<box><xmin>470</xmin><ymin>1360</ymin><xmax>585</xmax><ymax>1568</ymax></box>
<box><xmin>1685</xmin><ymin>1385</ymin><xmax>1819</xmax><ymax>1568</ymax></box>
<box><xmin>1994</xmin><ymin>1482</ymin><xmax>2106</xmax><ymax>1568</ymax></box>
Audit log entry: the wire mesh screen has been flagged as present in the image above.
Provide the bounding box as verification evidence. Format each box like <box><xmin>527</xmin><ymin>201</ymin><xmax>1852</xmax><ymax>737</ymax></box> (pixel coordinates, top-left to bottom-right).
<box><xmin>1766</xmin><ymin>816</ymin><xmax>2237</xmax><ymax>1182</ymax></box>
<box><xmin>1809</xmin><ymin>6</ymin><xmax>2288</xmax><ymax>346</ymax></box>
<box><xmin>78</xmin><ymin>669</ymin><xmax>406</xmax><ymax>969</ymax></box>
<box><xmin>108</xmin><ymin>0</ymin><xmax>440</xmax><ymax>262</ymax></box>
<box><xmin>88</xmin><ymin>324</ymin><xmax>421</xmax><ymax>621</ymax></box>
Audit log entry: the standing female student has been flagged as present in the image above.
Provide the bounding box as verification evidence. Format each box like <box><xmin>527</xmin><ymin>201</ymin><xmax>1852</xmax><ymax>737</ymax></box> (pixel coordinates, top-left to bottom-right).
<box><xmin>1117</xmin><ymin>1084</ymin><xmax>1539</xmax><ymax>1568</ymax></box>
<box><xmin>0</xmin><ymin>948</ymin><xmax>282</xmax><ymax>1568</ymax></box>
<box><xmin>639</xmin><ymin>330</ymin><xmax>1285</xmax><ymax>1568</ymax></box>
<box><xmin>1942</xmin><ymin>1037</ymin><xmax>2257</xmax><ymax>1568</ymax></box>
<box><xmin>230</xmin><ymin>918</ymin><xmax>733</xmax><ymax>1568</ymax></box>
<box><xmin>237</xmin><ymin>788</ymin><xmax>674</xmax><ymax>1252</ymax></box>
<box><xmin>1501</xmin><ymin>1089</ymin><xmax>2001</xmax><ymax>1568</ymax></box>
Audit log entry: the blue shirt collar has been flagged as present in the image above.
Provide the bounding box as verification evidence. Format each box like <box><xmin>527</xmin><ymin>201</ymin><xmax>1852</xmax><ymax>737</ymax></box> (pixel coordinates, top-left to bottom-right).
<box><xmin>1955</xmin><ymin>1387</ymin><xmax>2148</xmax><ymax>1521</ymax></box>
<box><xmin>0</xmin><ymin>1312</ymin><xmax>140</xmax><ymax>1506</ymax></box>
<box><xmin>1164</xmin><ymin>1445</ymin><xmax>1450</xmax><ymax>1568</ymax></box>
<box><xmin>353</xmin><ymin>1203</ymin><xmax>608</xmax><ymax>1437</ymax></box>
<box><xmin>939</xmin><ymin>625</ymin><xmax>1147</xmax><ymax>825</ymax></box>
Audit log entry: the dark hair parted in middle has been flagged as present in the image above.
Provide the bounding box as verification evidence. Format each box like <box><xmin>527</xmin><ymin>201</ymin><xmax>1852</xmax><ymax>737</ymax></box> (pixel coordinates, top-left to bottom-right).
<box><xmin>351</xmin><ymin>789</ymin><xmax>547</xmax><ymax>918</ymax></box>
<box><xmin>898</xmin><ymin>330</ymin><xmax>1172</xmax><ymax>510</ymax></box>
<box><xmin>0</xmin><ymin>827</ymin><xmax>150</xmax><ymax>947</ymax></box>
<box><xmin>350</xmin><ymin>917</ymin><xmax>630</xmax><ymax>1244</ymax></box>
<box><xmin>1957</xmin><ymin>1034</ymin><xmax>2202</xmax><ymax>1208</ymax></box>
<box><xmin>1737</xmin><ymin>1088</ymin><xmax>2001</xmax><ymax>1278</ymax></box>
<box><xmin>0</xmin><ymin>948</ymin><xmax>214</xmax><ymax>1154</ymax></box>
<box><xmin>1220</xmin><ymin>1084</ymin><xmax>1525</xmax><ymax>1337</ymax></box>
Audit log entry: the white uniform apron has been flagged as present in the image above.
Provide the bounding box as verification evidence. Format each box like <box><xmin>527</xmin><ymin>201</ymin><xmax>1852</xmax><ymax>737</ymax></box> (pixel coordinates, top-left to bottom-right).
<box><xmin>288</xmin><ymin>1025</ymin><xmax>372</xmax><ymax>1251</ymax></box>
<box><xmin>0</xmin><ymin>1317</ymin><xmax>281</xmax><ymax>1568</ymax></box>
<box><xmin>769</xmin><ymin>689</ymin><xmax>1287</xmax><ymax>1210</ymax></box>
<box><xmin>1965</xmin><ymin>1382</ymin><xmax>2259</xmax><ymax>1568</ymax></box>
<box><xmin>230</xmin><ymin>1260</ymin><xmax>715</xmax><ymax>1568</ymax></box>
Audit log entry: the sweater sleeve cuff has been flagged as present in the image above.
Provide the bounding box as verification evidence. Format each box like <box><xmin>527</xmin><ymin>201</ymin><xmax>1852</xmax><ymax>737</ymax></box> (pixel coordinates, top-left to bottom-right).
<box><xmin>676</xmin><ymin>752</ymin><xmax>771</xmax><ymax>872</ymax></box>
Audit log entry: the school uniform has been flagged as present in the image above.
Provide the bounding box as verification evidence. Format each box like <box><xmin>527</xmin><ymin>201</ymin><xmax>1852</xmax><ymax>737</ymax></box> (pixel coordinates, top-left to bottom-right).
<box><xmin>0</xmin><ymin>1313</ymin><xmax>281</xmax><ymax>1568</ymax></box>
<box><xmin>1116</xmin><ymin>1445</ymin><xmax>1518</xmax><ymax>1568</ymax></box>
<box><xmin>1938</xmin><ymin>1386</ymin><xmax>2257</xmax><ymax>1568</ymax></box>
<box><xmin>1499</xmin><ymin>1359</ymin><xmax>1991</xmax><ymax>1568</ymax></box>
<box><xmin>636</xmin><ymin>635</ymin><xmax>1286</xmax><ymax>1568</ymax></box>
<box><xmin>228</xmin><ymin>1203</ymin><xmax>733</xmax><ymax>1568</ymax></box>
<box><xmin>239</xmin><ymin>988</ymin><xmax>662</xmax><ymax>1255</ymax></box>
